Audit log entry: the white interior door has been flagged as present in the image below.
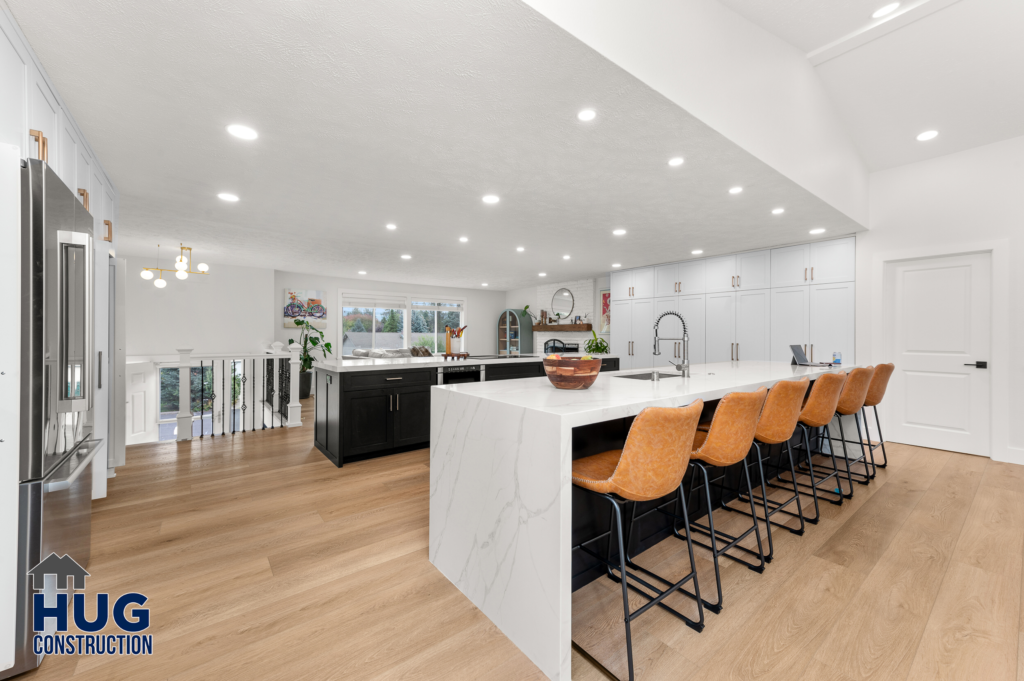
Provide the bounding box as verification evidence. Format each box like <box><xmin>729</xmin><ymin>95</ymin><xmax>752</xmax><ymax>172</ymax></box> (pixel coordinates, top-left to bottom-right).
<box><xmin>705</xmin><ymin>292</ymin><xmax>735</xmax><ymax>363</ymax></box>
<box><xmin>771</xmin><ymin>286</ymin><xmax>809</xmax><ymax>362</ymax></box>
<box><xmin>610</xmin><ymin>300</ymin><xmax>632</xmax><ymax>369</ymax></box>
<box><xmin>630</xmin><ymin>300</ymin><xmax>655</xmax><ymax>370</ymax></box>
<box><xmin>886</xmin><ymin>253</ymin><xmax>991</xmax><ymax>456</ymax></box>
<box><xmin>809</xmin><ymin>282</ymin><xmax>855</xmax><ymax>365</ymax></box>
<box><xmin>735</xmin><ymin>289</ymin><xmax>770</xmax><ymax>361</ymax></box>
<box><xmin>125</xmin><ymin>361</ymin><xmax>158</xmax><ymax>445</ymax></box>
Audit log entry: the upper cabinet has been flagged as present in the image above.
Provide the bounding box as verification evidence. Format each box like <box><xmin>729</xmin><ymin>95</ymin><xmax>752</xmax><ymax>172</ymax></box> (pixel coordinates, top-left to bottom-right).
<box><xmin>736</xmin><ymin>250</ymin><xmax>770</xmax><ymax>290</ymax></box>
<box><xmin>809</xmin><ymin>237</ymin><xmax>855</xmax><ymax>284</ymax></box>
<box><xmin>654</xmin><ymin>260</ymin><xmax>705</xmax><ymax>296</ymax></box>
<box><xmin>0</xmin><ymin>21</ymin><xmax>27</xmax><ymax>156</ymax></box>
<box><xmin>678</xmin><ymin>260</ymin><xmax>705</xmax><ymax>295</ymax></box>
<box><xmin>28</xmin><ymin>71</ymin><xmax>58</xmax><ymax>168</ymax></box>
<box><xmin>654</xmin><ymin>263</ymin><xmax>678</xmax><ymax>298</ymax></box>
<box><xmin>704</xmin><ymin>255</ymin><xmax>736</xmax><ymax>293</ymax></box>
<box><xmin>771</xmin><ymin>238</ymin><xmax>854</xmax><ymax>287</ymax></box>
<box><xmin>610</xmin><ymin>266</ymin><xmax>654</xmax><ymax>300</ymax></box>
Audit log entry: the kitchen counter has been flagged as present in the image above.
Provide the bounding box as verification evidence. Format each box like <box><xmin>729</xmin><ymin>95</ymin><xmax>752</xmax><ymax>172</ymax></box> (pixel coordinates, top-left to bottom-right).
<box><xmin>428</xmin><ymin>361</ymin><xmax>852</xmax><ymax>681</ymax></box>
<box><xmin>315</xmin><ymin>353</ymin><xmax>616</xmax><ymax>373</ymax></box>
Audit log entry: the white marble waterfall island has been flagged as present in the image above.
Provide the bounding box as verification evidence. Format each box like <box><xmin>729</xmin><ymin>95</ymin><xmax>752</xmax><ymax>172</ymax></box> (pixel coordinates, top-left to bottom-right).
<box><xmin>428</xmin><ymin>361</ymin><xmax>850</xmax><ymax>680</ymax></box>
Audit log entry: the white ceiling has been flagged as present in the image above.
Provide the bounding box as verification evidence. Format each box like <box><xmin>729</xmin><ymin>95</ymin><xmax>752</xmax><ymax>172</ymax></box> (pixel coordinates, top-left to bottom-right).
<box><xmin>6</xmin><ymin>0</ymin><xmax>860</xmax><ymax>291</ymax></box>
<box><xmin>720</xmin><ymin>0</ymin><xmax>1024</xmax><ymax>170</ymax></box>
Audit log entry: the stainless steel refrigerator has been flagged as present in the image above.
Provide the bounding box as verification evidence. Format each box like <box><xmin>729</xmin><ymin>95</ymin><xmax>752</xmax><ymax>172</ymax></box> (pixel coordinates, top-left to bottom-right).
<box><xmin>6</xmin><ymin>158</ymin><xmax>101</xmax><ymax>678</ymax></box>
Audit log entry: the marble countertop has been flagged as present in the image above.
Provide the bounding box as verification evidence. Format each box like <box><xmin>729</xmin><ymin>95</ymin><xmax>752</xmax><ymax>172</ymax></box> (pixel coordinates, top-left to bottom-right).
<box><xmin>315</xmin><ymin>353</ymin><xmax>618</xmax><ymax>373</ymax></box>
<box><xmin>433</xmin><ymin>360</ymin><xmax>850</xmax><ymax>428</ymax></box>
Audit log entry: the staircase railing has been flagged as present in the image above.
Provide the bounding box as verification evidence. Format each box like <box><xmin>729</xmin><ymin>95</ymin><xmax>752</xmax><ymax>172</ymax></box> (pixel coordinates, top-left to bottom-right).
<box><xmin>172</xmin><ymin>342</ymin><xmax>302</xmax><ymax>441</ymax></box>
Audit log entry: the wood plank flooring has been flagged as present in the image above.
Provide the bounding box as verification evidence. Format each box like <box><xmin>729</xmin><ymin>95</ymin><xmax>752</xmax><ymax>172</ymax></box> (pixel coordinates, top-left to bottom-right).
<box><xmin>21</xmin><ymin>400</ymin><xmax>1024</xmax><ymax>680</ymax></box>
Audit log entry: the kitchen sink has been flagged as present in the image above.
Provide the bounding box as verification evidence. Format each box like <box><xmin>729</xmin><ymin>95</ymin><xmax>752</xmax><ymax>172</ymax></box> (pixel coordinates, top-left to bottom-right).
<box><xmin>615</xmin><ymin>372</ymin><xmax>680</xmax><ymax>381</ymax></box>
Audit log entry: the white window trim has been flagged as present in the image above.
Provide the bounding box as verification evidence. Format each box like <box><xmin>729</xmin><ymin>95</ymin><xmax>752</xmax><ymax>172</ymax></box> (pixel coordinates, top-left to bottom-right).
<box><xmin>339</xmin><ymin>289</ymin><xmax>468</xmax><ymax>354</ymax></box>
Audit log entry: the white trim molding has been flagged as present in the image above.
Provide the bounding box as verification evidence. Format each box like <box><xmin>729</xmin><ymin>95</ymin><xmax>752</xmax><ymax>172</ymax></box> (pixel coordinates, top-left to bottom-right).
<box><xmin>869</xmin><ymin>238</ymin><xmax>1016</xmax><ymax>464</ymax></box>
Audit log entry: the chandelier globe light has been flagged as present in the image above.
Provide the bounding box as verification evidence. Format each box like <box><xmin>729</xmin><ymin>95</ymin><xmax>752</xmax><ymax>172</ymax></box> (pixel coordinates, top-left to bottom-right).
<box><xmin>141</xmin><ymin>243</ymin><xmax>211</xmax><ymax>288</ymax></box>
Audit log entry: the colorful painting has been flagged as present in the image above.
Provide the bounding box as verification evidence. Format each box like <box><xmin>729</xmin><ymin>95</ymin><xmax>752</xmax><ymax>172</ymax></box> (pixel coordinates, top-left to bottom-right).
<box><xmin>283</xmin><ymin>289</ymin><xmax>327</xmax><ymax>329</ymax></box>
<box><xmin>599</xmin><ymin>288</ymin><xmax>611</xmax><ymax>334</ymax></box>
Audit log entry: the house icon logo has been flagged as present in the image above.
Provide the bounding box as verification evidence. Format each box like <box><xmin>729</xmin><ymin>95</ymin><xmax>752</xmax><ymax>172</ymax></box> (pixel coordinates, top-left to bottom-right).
<box><xmin>28</xmin><ymin>553</ymin><xmax>90</xmax><ymax>592</ymax></box>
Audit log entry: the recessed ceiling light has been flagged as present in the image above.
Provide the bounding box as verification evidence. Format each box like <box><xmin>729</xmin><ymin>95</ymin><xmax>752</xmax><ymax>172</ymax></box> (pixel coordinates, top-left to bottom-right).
<box><xmin>459</xmin><ymin>237</ymin><xmax>468</xmax><ymax>243</ymax></box>
<box><xmin>482</xmin><ymin>194</ymin><xmax>500</xmax><ymax>204</ymax></box>
<box><xmin>482</xmin><ymin>283</ymin><xmax>488</xmax><ymax>287</ymax></box>
<box><xmin>386</xmin><ymin>223</ymin><xmax>397</xmax><ymax>230</ymax></box>
<box><xmin>516</xmin><ymin>247</ymin><xmax>525</xmax><ymax>252</ymax></box>
<box><xmin>729</xmin><ymin>186</ymin><xmax>743</xmax><ymax>195</ymax></box>
<box><xmin>668</xmin><ymin>157</ymin><xmax>684</xmax><ymax>167</ymax></box>
<box><xmin>401</xmin><ymin>254</ymin><xmax>412</xmax><ymax>259</ymax></box>
<box><xmin>539</xmin><ymin>273</ymin><xmax>547</xmax><ymax>277</ymax></box>
<box><xmin>563</xmin><ymin>255</ymin><xmax>570</xmax><ymax>260</ymax></box>
<box><xmin>217</xmin><ymin>193</ymin><xmax>239</xmax><ymax>202</ymax></box>
<box><xmin>226</xmin><ymin>124</ymin><xmax>257</xmax><ymax>140</ymax></box>
<box><xmin>358</xmin><ymin>271</ymin><xmax>366</xmax><ymax>275</ymax></box>
<box><xmin>872</xmin><ymin>2</ymin><xmax>900</xmax><ymax>18</ymax></box>
<box><xmin>809</xmin><ymin>228</ymin><xmax>826</xmax><ymax>235</ymax></box>
<box><xmin>691</xmin><ymin>250</ymin><xmax>703</xmax><ymax>255</ymax></box>
<box><xmin>612</xmin><ymin>263</ymin><xmax>621</xmax><ymax>268</ymax></box>
<box><xmin>577</xmin><ymin>109</ymin><xmax>596</xmax><ymax>122</ymax></box>
<box><xmin>916</xmin><ymin>130</ymin><xmax>938</xmax><ymax>141</ymax></box>
<box><xmin>772</xmin><ymin>208</ymin><xmax>785</xmax><ymax>215</ymax></box>
<box><xmin>613</xmin><ymin>229</ymin><xmax>627</xmax><ymax>236</ymax></box>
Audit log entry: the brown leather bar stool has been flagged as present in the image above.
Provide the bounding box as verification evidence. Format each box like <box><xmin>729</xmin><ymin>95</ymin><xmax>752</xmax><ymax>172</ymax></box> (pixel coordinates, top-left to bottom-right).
<box><xmin>781</xmin><ymin>371</ymin><xmax>848</xmax><ymax>523</ymax></box>
<box><xmin>862</xmin><ymin>363</ymin><xmax>895</xmax><ymax>469</ymax></box>
<box><xmin>828</xmin><ymin>366</ymin><xmax>877</xmax><ymax>485</ymax></box>
<box><xmin>571</xmin><ymin>401</ymin><xmax>705</xmax><ymax>681</ymax></box>
<box><xmin>685</xmin><ymin>387</ymin><xmax>768</xmax><ymax>613</ymax></box>
<box><xmin>727</xmin><ymin>377</ymin><xmax>810</xmax><ymax>562</ymax></box>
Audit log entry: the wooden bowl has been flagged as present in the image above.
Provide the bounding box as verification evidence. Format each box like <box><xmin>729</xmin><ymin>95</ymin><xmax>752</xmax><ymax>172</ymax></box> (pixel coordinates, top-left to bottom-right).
<box><xmin>543</xmin><ymin>357</ymin><xmax>603</xmax><ymax>390</ymax></box>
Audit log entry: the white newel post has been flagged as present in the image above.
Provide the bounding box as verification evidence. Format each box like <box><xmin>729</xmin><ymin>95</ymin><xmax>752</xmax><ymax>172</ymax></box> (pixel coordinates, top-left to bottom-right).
<box><xmin>287</xmin><ymin>342</ymin><xmax>303</xmax><ymax>427</ymax></box>
<box><xmin>177</xmin><ymin>348</ymin><xmax>193</xmax><ymax>441</ymax></box>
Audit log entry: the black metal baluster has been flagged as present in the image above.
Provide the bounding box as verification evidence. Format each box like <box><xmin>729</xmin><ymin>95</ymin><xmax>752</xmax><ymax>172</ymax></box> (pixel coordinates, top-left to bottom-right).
<box><xmin>262</xmin><ymin>359</ymin><xmax>266</xmax><ymax>430</ymax></box>
<box><xmin>199</xmin><ymin>361</ymin><xmax>204</xmax><ymax>439</ymax></box>
<box><xmin>208</xmin><ymin>363</ymin><xmax>216</xmax><ymax>438</ymax></box>
<box><xmin>251</xmin><ymin>358</ymin><xmax>256</xmax><ymax>432</ymax></box>
<box><xmin>241</xmin><ymin>359</ymin><xmax>248</xmax><ymax>432</ymax></box>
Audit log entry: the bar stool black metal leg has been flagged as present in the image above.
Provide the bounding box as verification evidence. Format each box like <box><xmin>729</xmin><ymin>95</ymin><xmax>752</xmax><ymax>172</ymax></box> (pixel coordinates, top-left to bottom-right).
<box><xmin>872</xmin><ymin>405</ymin><xmax>889</xmax><ymax>467</ymax></box>
<box><xmin>740</xmin><ymin>462</ymin><xmax>767</xmax><ymax>571</ymax></box>
<box><xmin>751</xmin><ymin>443</ymin><xmax>774</xmax><ymax>562</ymax></box>
<box><xmin>608</xmin><ymin>498</ymin><xmax>635</xmax><ymax>681</ymax></box>
<box><xmin>783</xmin><ymin>439</ymin><xmax>806</xmax><ymax>534</ymax></box>
<box><xmin>854</xmin><ymin>410</ymin><xmax>877</xmax><ymax>480</ymax></box>
<box><xmin>695</xmin><ymin>463</ymin><xmax>724</xmax><ymax>614</ymax></box>
<box><xmin>834</xmin><ymin>418</ymin><xmax>859</xmax><ymax>495</ymax></box>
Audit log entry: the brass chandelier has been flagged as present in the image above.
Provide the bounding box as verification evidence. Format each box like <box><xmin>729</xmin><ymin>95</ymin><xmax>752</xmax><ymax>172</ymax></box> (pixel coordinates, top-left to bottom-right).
<box><xmin>140</xmin><ymin>243</ymin><xmax>210</xmax><ymax>288</ymax></box>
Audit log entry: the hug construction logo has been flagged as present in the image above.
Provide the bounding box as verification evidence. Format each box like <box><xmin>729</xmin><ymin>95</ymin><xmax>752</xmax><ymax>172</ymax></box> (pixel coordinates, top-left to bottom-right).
<box><xmin>29</xmin><ymin>552</ymin><xmax>153</xmax><ymax>657</ymax></box>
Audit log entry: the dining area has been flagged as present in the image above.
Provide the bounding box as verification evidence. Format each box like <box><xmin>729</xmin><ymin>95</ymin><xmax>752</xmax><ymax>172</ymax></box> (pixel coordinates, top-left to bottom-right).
<box><xmin>428</xmin><ymin>359</ymin><xmax>907</xmax><ymax>680</ymax></box>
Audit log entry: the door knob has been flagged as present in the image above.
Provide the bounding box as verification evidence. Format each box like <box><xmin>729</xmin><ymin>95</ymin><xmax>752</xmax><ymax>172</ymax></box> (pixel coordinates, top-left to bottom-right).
<box><xmin>964</xmin><ymin>361</ymin><xmax>988</xmax><ymax>368</ymax></box>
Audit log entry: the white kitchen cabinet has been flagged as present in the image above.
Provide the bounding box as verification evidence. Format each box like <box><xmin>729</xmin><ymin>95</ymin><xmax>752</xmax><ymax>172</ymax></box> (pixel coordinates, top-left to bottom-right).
<box><xmin>677</xmin><ymin>294</ymin><xmax>705</xmax><ymax>365</ymax></box>
<box><xmin>678</xmin><ymin>260</ymin><xmax>705</xmax><ymax>295</ymax></box>
<box><xmin>610</xmin><ymin>267</ymin><xmax>654</xmax><ymax>300</ymax></box>
<box><xmin>771</xmin><ymin>244</ymin><xmax>811</xmax><ymax>288</ymax></box>
<box><xmin>654</xmin><ymin>263</ymin><xmax>678</xmax><ymax>298</ymax></box>
<box><xmin>770</xmin><ymin>286</ymin><xmax>809</xmax><ymax>363</ymax></box>
<box><xmin>810</xmin><ymin>237</ymin><xmax>855</xmax><ymax>284</ymax></box>
<box><xmin>735</xmin><ymin>289</ymin><xmax>770</xmax><ymax>361</ymax></box>
<box><xmin>610</xmin><ymin>299</ymin><xmax>632</xmax><ymax>361</ymax></box>
<box><xmin>0</xmin><ymin>16</ymin><xmax>27</xmax><ymax>156</ymax></box>
<box><xmin>655</xmin><ymin>295</ymin><xmax>707</xmax><ymax>367</ymax></box>
<box><xmin>28</xmin><ymin>69</ymin><xmax>59</xmax><ymax>169</ymax></box>
<box><xmin>809</xmin><ymin>282</ymin><xmax>855</xmax><ymax>364</ymax></box>
<box><xmin>705</xmin><ymin>291</ymin><xmax>736</xmax><ymax>363</ymax></box>
<box><xmin>705</xmin><ymin>255</ymin><xmax>737</xmax><ymax>293</ymax></box>
<box><xmin>736</xmin><ymin>250</ymin><xmax>770</xmax><ymax>290</ymax></box>
<box><xmin>59</xmin><ymin>112</ymin><xmax>80</xmax><ymax>188</ymax></box>
<box><xmin>612</xmin><ymin>299</ymin><xmax>654</xmax><ymax>370</ymax></box>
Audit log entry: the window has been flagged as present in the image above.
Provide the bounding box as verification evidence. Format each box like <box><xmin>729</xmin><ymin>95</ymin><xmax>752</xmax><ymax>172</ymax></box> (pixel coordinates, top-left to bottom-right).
<box><xmin>340</xmin><ymin>292</ymin><xmax>465</xmax><ymax>356</ymax></box>
<box><xmin>157</xmin><ymin>365</ymin><xmax>218</xmax><ymax>440</ymax></box>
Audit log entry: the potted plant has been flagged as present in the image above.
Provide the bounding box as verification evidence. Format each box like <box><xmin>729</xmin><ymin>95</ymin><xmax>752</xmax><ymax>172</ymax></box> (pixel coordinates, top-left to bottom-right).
<box><xmin>290</xmin><ymin>319</ymin><xmax>333</xmax><ymax>399</ymax></box>
<box><xmin>583</xmin><ymin>330</ymin><xmax>610</xmax><ymax>355</ymax></box>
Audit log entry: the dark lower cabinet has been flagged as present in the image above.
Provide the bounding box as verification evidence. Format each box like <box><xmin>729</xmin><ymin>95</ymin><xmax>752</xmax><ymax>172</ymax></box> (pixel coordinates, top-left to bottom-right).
<box><xmin>393</xmin><ymin>385</ymin><xmax>432</xmax><ymax>447</ymax></box>
<box><xmin>342</xmin><ymin>388</ymin><xmax>394</xmax><ymax>456</ymax></box>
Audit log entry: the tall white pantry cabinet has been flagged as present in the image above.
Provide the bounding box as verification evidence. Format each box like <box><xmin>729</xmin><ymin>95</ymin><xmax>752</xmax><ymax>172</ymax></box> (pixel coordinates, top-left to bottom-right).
<box><xmin>610</xmin><ymin>237</ymin><xmax>855</xmax><ymax>371</ymax></box>
<box><xmin>0</xmin><ymin>6</ymin><xmax>121</xmax><ymax>485</ymax></box>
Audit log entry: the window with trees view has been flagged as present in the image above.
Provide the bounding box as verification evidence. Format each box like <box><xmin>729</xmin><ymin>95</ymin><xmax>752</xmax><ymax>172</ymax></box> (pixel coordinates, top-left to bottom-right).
<box><xmin>340</xmin><ymin>295</ymin><xmax>464</xmax><ymax>356</ymax></box>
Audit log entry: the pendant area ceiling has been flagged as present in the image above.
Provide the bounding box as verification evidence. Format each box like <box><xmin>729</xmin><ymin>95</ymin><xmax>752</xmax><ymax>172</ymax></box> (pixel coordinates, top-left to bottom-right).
<box><xmin>6</xmin><ymin>0</ymin><xmax>862</xmax><ymax>290</ymax></box>
<box><xmin>719</xmin><ymin>0</ymin><xmax>1024</xmax><ymax>171</ymax></box>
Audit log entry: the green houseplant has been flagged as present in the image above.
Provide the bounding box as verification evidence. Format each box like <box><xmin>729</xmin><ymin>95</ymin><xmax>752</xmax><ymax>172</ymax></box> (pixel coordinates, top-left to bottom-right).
<box><xmin>290</xmin><ymin>319</ymin><xmax>333</xmax><ymax>399</ymax></box>
<box><xmin>583</xmin><ymin>330</ymin><xmax>610</xmax><ymax>355</ymax></box>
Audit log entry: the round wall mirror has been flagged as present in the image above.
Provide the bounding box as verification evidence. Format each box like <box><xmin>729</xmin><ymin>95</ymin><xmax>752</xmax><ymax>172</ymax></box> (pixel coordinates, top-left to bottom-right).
<box><xmin>551</xmin><ymin>288</ymin><xmax>574</xmax><ymax>318</ymax></box>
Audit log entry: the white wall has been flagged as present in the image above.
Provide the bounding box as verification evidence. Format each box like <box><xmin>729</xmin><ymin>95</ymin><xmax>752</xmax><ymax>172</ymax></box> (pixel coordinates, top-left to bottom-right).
<box><xmin>506</xmin><ymin>276</ymin><xmax>610</xmax><ymax>353</ymax></box>
<box><xmin>857</xmin><ymin>134</ymin><xmax>1024</xmax><ymax>457</ymax></box>
<box><xmin>125</xmin><ymin>257</ymin><xmax>275</xmax><ymax>357</ymax></box>
<box><xmin>522</xmin><ymin>0</ymin><xmax>868</xmax><ymax>225</ymax></box>
<box><xmin>274</xmin><ymin>271</ymin><xmax>507</xmax><ymax>357</ymax></box>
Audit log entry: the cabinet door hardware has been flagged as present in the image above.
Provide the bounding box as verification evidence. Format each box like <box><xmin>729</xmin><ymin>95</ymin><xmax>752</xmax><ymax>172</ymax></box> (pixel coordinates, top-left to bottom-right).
<box><xmin>389</xmin><ymin>395</ymin><xmax>393</xmax><ymax>411</ymax></box>
<box><xmin>396</xmin><ymin>394</ymin><xmax>400</xmax><ymax>410</ymax></box>
<box><xmin>736</xmin><ymin>343</ymin><xmax>739</xmax><ymax>361</ymax></box>
<box><xmin>28</xmin><ymin>129</ymin><xmax>47</xmax><ymax>162</ymax></box>
<box><xmin>810</xmin><ymin>344</ymin><xmax>813</xmax><ymax>362</ymax></box>
<box><xmin>731</xmin><ymin>276</ymin><xmax>735</xmax><ymax>288</ymax></box>
<box><xmin>731</xmin><ymin>343</ymin><xmax>734</xmax><ymax>361</ymax></box>
<box><xmin>386</xmin><ymin>377</ymin><xmax>403</xmax><ymax>380</ymax></box>
<box><xmin>98</xmin><ymin>351</ymin><xmax>103</xmax><ymax>389</ymax></box>
<box><xmin>811</xmin><ymin>267</ymin><xmax>814</xmax><ymax>281</ymax></box>
<box><xmin>803</xmin><ymin>344</ymin><xmax>807</xmax><ymax>355</ymax></box>
<box><xmin>103</xmin><ymin>220</ymin><xmax>113</xmax><ymax>242</ymax></box>
<box><xmin>964</xmin><ymin>361</ymin><xmax>988</xmax><ymax>369</ymax></box>
<box><xmin>737</xmin><ymin>275</ymin><xmax>741</xmax><ymax>287</ymax></box>
<box><xmin>804</xmin><ymin>267</ymin><xmax>807</xmax><ymax>281</ymax></box>
<box><xmin>77</xmin><ymin>189</ymin><xmax>89</xmax><ymax>211</ymax></box>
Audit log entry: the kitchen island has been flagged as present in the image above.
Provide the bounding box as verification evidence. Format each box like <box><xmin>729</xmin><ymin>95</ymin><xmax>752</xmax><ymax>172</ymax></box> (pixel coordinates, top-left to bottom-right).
<box><xmin>428</xmin><ymin>360</ymin><xmax>851</xmax><ymax>681</ymax></box>
<box><xmin>311</xmin><ymin>355</ymin><xmax>619</xmax><ymax>466</ymax></box>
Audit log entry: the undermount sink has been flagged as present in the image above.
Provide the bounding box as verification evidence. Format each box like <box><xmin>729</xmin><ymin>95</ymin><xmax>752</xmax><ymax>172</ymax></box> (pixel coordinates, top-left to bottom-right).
<box><xmin>615</xmin><ymin>372</ymin><xmax>680</xmax><ymax>381</ymax></box>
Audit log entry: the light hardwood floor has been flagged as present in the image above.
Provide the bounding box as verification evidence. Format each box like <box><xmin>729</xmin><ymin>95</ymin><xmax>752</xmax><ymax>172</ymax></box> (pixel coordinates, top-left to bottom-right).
<box><xmin>22</xmin><ymin>399</ymin><xmax>1024</xmax><ymax>680</ymax></box>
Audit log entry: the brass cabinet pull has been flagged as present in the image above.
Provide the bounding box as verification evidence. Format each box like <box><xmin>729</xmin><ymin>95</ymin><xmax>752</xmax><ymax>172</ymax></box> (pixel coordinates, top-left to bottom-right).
<box><xmin>810</xmin><ymin>344</ymin><xmax>814</xmax><ymax>362</ymax></box>
<box><xmin>803</xmin><ymin>344</ymin><xmax>807</xmax><ymax>355</ymax></box>
<box><xmin>77</xmin><ymin>189</ymin><xmax>89</xmax><ymax>211</ymax></box>
<box><xmin>811</xmin><ymin>267</ymin><xmax>814</xmax><ymax>281</ymax></box>
<box><xmin>737</xmin><ymin>275</ymin><xmax>741</xmax><ymax>287</ymax></box>
<box><xmin>29</xmin><ymin>129</ymin><xmax>48</xmax><ymax>162</ymax></box>
<box><xmin>731</xmin><ymin>342</ymin><xmax>734</xmax><ymax>361</ymax></box>
<box><xmin>386</xmin><ymin>377</ymin><xmax>403</xmax><ymax>380</ymax></box>
<box><xmin>804</xmin><ymin>267</ymin><xmax>807</xmax><ymax>281</ymax></box>
<box><xmin>103</xmin><ymin>220</ymin><xmax>113</xmax><ymax>242</ymax></box>
<box><xmin>731</xmin><ymin>276</ymin><xmax>735</xmax><ymax>288</ymax></box>
<box><xmin>396</xmin><ymin>394</ymin><xmax>400</xmax><ymax>411</ymax></box>
<box><xmin>737</xmin><ymin>343</ymin><xmax>740</xmax><ymax>361</ymax></box>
